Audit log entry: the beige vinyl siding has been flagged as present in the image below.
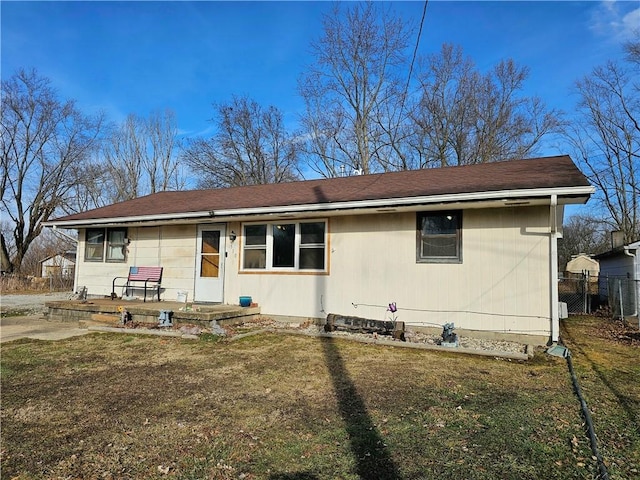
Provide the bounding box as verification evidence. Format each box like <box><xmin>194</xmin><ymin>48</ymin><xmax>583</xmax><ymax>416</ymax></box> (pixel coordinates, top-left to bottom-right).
<box><xmin>150</xmin><ymin>225</ymin><xmax>197</xmax><ymax>299</ymax></box>
<box><xmin>76</xmin><ymin>229</ymin><xmax>130</xmax><ymax>295</ymax></box>
<box><xmin>76</xmin><ymin>205</ymin><xmax>553</xmax><ymax>338</ymax></box>
<box><xmin>76</xmin><ymin>225</ymin><xmax>198</xmax><ymax>300</ymax></box>
<box><xmin>232</xmin><ymin>206</ymin><xmax>552</xmax><ymax>338</ymax></box>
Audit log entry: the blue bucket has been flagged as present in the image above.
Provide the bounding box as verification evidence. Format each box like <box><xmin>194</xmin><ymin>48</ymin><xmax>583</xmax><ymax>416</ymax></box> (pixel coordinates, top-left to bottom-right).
<box><xmin>239</xmin><ymin>296</ymin><xmax>252</xmax><ymax>307</ymax></box>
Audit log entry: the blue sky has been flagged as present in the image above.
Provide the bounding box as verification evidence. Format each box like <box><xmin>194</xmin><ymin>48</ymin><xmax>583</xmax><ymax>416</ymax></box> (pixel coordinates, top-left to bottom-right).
<box><xmin>2</xmin><ymin>0</ymin><xmax>639</xmax><ymax>148</ymax></box>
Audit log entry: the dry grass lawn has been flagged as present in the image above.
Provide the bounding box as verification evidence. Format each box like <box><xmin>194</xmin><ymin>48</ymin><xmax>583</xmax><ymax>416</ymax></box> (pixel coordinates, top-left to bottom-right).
<box><xmin>1</xmin><ymin>316</ymin><xmax>638</xmax><ymax>479</ymax></box>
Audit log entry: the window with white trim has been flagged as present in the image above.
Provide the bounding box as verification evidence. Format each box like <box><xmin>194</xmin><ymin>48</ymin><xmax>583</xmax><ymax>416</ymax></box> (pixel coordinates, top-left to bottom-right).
<box><xmin>242</xmin><ymin>220</ymin><xmax>327</xmax><ymax>271</ymax></box>
<box><xmin>416</xmin><ymin>211</ymin><xmax>462</xmax><ymax>263</ymax></box>
<box><xmin>84</xmin><ymin>228</ymin><xmax>128</xmax><ymax>262</ymax></box>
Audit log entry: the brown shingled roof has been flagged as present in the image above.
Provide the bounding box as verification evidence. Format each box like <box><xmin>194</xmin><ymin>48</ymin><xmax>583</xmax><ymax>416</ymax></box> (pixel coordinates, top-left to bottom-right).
<box><xmin>49</xmin><ymin>155</ymin><xmax>591</xmax><ymax>224</ymax></box>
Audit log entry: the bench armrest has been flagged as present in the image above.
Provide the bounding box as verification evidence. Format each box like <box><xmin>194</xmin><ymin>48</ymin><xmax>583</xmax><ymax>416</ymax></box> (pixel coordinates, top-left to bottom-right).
<box><xmin>112</xmin><ymin>275</ymin><xmax>129</xmax><ymax>290</ymax></box>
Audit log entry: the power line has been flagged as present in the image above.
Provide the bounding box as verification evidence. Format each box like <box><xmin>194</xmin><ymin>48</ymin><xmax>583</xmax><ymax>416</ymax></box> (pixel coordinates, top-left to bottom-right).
<box><xmin>399</xmin><ymin>0</ymin><xmax>428</xmax><ymax>121</ymax></box>
<box><xmin>407</xmin><ymin>0</ymin><xmax>428</xmax><ymax>94</ymax></box>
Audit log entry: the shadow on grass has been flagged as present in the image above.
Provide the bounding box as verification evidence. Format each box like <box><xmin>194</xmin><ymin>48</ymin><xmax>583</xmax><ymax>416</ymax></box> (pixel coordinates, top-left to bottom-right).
<box><xmin>269</xmin><ymin>473</ymin><xmax>319</xmax><ymax>480</ymax></box>
<box><xmin>320</xmin><ymin>336</ymin><xmax>403</xmax><ymax>480</ymax></box>
<box><xmin>562</xmin><ymin>321</ymin><xmax>640</xmax><ymax>436</ymax></box>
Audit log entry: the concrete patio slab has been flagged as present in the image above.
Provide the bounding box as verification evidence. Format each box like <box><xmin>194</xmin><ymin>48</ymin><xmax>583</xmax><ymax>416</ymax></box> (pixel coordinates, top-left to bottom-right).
<box><xmin>0</xmin><ymin>314</ymin><xmax>90</xmax><ymax>343</ymax></box>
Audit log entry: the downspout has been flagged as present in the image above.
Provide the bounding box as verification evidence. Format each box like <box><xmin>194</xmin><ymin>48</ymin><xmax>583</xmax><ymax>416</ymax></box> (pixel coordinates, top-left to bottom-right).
<box><xmin>622</xmin><ymin>245</ymin><xmax>639</xmax><ymax>318</ymax></box>
<box><xmin>550</xmin><ymin>195</ymin><xmax>560</xmax><ymax>343</ymax></box>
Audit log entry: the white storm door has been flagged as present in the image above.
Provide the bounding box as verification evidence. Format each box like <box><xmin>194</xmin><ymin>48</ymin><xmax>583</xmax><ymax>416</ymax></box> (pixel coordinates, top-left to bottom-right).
<box><xmin>195</xmin><ymin>224</ymin><xmax>226</xmax><ymax>303</ymax></box>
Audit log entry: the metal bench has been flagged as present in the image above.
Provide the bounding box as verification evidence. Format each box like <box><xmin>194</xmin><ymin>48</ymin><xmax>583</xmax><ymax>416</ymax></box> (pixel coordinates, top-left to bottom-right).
<box><xmin>112</xmin><ymin>266</ymin><xmax>163</xmax><ymax>302</ymax></box>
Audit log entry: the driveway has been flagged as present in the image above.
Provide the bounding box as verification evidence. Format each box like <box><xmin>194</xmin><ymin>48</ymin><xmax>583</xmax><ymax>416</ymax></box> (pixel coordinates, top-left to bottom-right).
<box><xmin>0</xmin><ymin>292</ymin><xmax>89</xmax><ymax>343</ymax></box>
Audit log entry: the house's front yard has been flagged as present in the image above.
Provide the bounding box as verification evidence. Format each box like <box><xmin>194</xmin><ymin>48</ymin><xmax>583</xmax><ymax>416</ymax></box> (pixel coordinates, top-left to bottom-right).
<box><xmin>1</xmin><ymin>316</ymin><xmax>638</xmax><ymax>480</ymax></box>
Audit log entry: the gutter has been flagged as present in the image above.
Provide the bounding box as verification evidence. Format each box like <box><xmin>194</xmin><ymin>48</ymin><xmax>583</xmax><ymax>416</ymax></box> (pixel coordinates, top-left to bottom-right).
<box><xmin>213</xmin><ymin>186</ymin><xmax>593</xmax><ymax>217</ymax></box>
<box><xmin>44</xmin><ymin>185</ymin><xmax>595</xmax><ymax>228</ymax></box>
<box><xmin>43</xmin><ymin>210</ymin><xmax>214</xmax><ymax>228</ymax></box>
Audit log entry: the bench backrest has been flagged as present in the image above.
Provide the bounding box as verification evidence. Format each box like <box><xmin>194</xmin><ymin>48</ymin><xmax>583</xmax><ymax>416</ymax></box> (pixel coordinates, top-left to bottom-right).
<box><xmin>128</xmin><ymin>266</ymin><xmax>163</xmax><ymax>282</ymax></box>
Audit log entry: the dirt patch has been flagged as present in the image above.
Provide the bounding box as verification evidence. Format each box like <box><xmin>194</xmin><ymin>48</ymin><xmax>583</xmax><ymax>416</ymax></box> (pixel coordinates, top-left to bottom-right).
<box><xmin>602</xmin><ymin>318</ymin><xmax>640</xmax><ymax>346</ymax></box>
<box><xmin>576</xmin><ymin>315</ymin><xmax>640</xmax><ymax>347</ymax></box>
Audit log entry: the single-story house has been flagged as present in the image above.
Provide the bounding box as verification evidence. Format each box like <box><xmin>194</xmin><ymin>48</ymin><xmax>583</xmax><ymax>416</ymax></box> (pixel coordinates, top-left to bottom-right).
<box><xmin>40</xmin><ymin>251</ymin><xmax>76</xmax><ymax>278</ymax></box>
<box><xmin>44</xmin><ymin>155</ymin><xmax>594</xmax><ymax>344</ymax></box>
<box><xmin>595</xmin><ymin>240</ymin><xmax>640</xmax><ymax>317</ymax></box>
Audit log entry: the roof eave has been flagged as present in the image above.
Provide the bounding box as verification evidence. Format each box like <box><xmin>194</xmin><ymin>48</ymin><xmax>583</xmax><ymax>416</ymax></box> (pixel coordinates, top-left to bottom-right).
<box><xmin>43</xmin><ymin>185</ymin><xmax>595</xmax><ymax>229</ymax></box>
<box><xmin>43</xmin><ymin>210</ymin><xmax>214</xmax><ymax>229</ymax></box>
<box><xmin>212</xmin><ymin>185</ymin><xmax>594</xmax><ymax>218</ymax></box>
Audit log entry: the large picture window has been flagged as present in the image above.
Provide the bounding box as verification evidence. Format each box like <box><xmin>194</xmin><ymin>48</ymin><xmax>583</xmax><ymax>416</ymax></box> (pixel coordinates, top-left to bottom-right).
<box><xmin>242</xmin><ymin>220</ymin><xmax>327</xmax><ymax>272</ymax></box>
<box><xmin>417</xmin><ymin>211</ymin><xmax>462</xmax><ymax>263</ymax></box>
<box><xmin>84</xmin><ymin>228</ymin><xmax>128</xmax><ymax>262</ymax></box>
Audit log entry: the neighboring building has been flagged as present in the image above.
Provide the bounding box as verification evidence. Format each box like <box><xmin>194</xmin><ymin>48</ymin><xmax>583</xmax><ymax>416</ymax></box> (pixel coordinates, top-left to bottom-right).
<box><xmin>40</xmin><ymin>251</ymin><xmax>76</xmax><ymax>278</ymax></box>
<box><xmin>565</xmin><ymin>254</ymin><xmax>599</xmax><ymax>278</ymax></box>
<box><xmin>43</xmin><ymin>155</ymin><xmax>594</xmax><ymax>344</ymax></box>
<box><xmin>560</xmin><ymin>253</ymin><xmax>600</xmax><ymax>313</ymax></box>
<box><xmin>595</xmin><ymin>240</ymin><xmax>640</xmax><ymax>318</ymax></box>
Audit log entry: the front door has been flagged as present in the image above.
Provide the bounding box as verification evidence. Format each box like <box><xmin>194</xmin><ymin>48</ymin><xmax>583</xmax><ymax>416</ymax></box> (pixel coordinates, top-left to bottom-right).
<box><xmin>195</xmin><ymin>224</ymin><xmax>226</xmax><ymax>302</ymax></box>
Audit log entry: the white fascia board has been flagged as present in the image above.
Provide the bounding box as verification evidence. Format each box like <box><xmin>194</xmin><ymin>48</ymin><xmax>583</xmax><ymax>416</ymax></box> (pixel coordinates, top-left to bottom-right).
<box><xmin>212</xmin><ymin>186</ymin><xmax>595</xmax><ymax>217</ymax></box>
<box><xmin>627</xmin><ymin>240</ymin><xmax>640</xmax><ymax>250</ymax></box>
<box><xmin>43</xmin><ymin>210</ymin><xmax>213</xmax><ymax>228</ymax></box>
<box><xmin>44</xmin><ymin>185</ymin><xmax>594</xmax><ymax>228</ymax></box>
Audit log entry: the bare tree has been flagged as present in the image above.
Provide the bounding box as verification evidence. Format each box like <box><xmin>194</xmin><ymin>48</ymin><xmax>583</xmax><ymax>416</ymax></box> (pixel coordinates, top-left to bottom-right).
<box><xmin>568</xmin><ymin>38</ymin><xmax>640</xmax><ymax>244</ymax></box>
<box><xmin>413</xmin><ymin>44</ymin><xmax>563</xmax><ymax>167</ymax></box>
<box><xmin>558</xmin><ymin>214</ymin><xmax>609</xmax><ymax>271</ymax></box>
<box><xmin>65</xmin><ymin>158</ymin><xmax>114</xmax><ymax>213</ymax></box>
<box><xmin>181</xmin><ymin>96</ymin><xmax>300</xmax><ymax>188</ymax></box>
<box><xmin>298</xmin><ymin>1</ymin><xmax>413</xmax><ymax>177</ymax></box>
<box><xmin>0</xmin><ymin>68</ymin><xmax>102</xmax><ymax>273</ymax></box>
<box><xmin>145</xmin><ymin>110</ymin><xmax>182</xmax><ymax>193</ymax></box>
<box><xmin>20</xmin><ymin>228</ymin><xmax>76</xmax><ymax>277</ymax></box>
<box><xmin>1</xmin><ymin>221</ymin><xmax>14</xmax><ymax>273</ymax></box>
<box><xmin>103</xmin><ymin>114</ymin><xmax>144</xmax><ymax>201</ymax></box>
<box><xmin>411</xmin><ymin>44</ymin><xmax>477</xmax><ymax>168</ymax></box>
<box><xmin>98</xmin><ymin>109</ymin><xmax>184</xmax><ymax>204</ymax></box>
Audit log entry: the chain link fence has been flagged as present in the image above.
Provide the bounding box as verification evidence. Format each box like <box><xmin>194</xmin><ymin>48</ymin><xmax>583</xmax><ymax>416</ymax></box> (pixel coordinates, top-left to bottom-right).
<box><xmin>559</xmin><ymin>273</ymin><xmax>639</xmax><ymax>318</ymax></box>
<box><xmin>602</xmin><ymin>276</ymin><xmax>639</xmax><ymax>319</ymax></box>
<box><xmin>558</xmin><ymin>273</ymin><xmax>600</xmax><ymax>314</ymax></box>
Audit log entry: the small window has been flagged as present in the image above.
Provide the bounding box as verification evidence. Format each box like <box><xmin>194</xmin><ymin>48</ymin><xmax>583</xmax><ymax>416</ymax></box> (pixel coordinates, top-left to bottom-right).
<box><xmin>300</xmin><ymin>222</ymin><xmax>325</xmax><ymax>269</ymax></box>
<box><xmin>85</xmin><ymin>228</ymin><xmax>127</xmax><ymax>263</ymax></box>
<box><xmin>243</xmin><ymin>224</ymin><xmax>267</xmax><ymax>269</ymax></box>
<box><xmin>106</xmin><ymin>229</ymin><xmax>127</xmax><ymax>262</ymax></box>
<box><xmin>85</xmin><ymin>229</ymin><xmax>105</xmax><ymax>261</ymax></box>
<box><xmin>417</xmin><ymin>211</ymin><xmax>462</xmax><ymax>263</ymax></box>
